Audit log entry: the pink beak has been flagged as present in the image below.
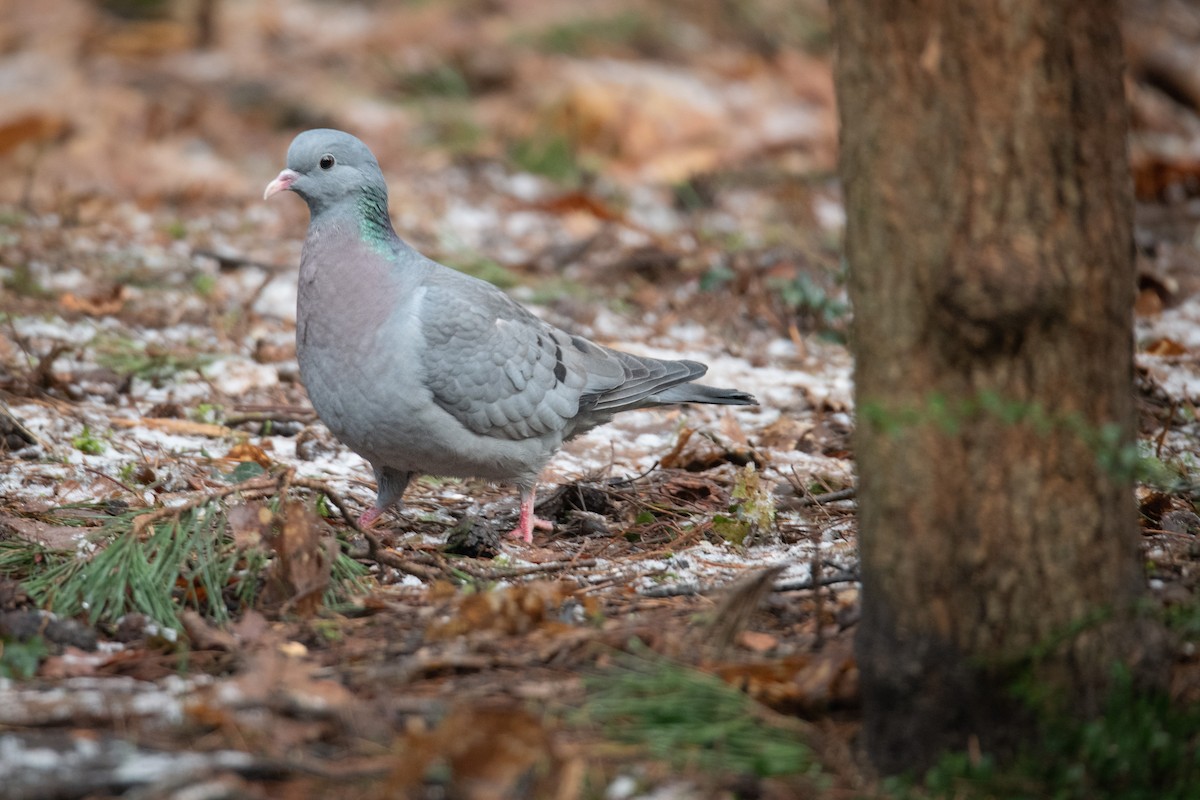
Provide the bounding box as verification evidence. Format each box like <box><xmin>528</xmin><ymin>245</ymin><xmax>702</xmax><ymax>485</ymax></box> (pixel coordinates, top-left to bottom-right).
<box><xmin>263</xmin><ymin>169</ymin><xmax>299</xmax><ymax>200</ymax></box>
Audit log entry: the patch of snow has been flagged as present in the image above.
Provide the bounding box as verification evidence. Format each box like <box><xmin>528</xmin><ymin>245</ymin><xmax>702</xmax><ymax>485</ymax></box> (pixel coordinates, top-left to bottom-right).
<box><xmin>252</xmin><ymin>274</ymin><xmax>299</xmax><ymax>321</ymax></box>
<box><xmin>439</xmin><ymin>201</ymin><xmax>501</xmax><ymax>251</ymax></box>
<box><xmin>503</xmin><ymin>210</ymin><xmax>547</xmax><ymax>241</ymax></box>
<box><xmin>627</xmin><ymin>186</ymin><xmax>682</xmax><ymax>233</ymax></box>
<box><xmin>131</xmin><ymin>378</ymin><xmax>212</xmax><ymax>405</ymax></box>
<box><xmin>607</xmin><ymin>775</ymin><xmax>639</xmax><ymax>800</ymax></box>
<box><xmin>813</xmin><ymin>195</ymin><xmax>845</xmax><ymax>232</ymax></box>
<box><xmin>11</xmin><ymin>316</ymin><xmax>101</xmax><ymax>346</ymax></box>
<box><xmin>202</xmin><ymin>357</ymin><xmax>278</xmax><ymax>396</ymax></box>
<box><xmin>496</xmin><ymin>171</ymin><xmax>546</xmax><ymax>202</ymax></box>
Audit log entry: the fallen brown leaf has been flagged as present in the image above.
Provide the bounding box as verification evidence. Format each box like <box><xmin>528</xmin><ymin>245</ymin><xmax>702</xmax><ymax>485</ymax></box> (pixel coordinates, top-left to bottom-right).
<box><xmin>1144</xmin><ymin>337</ymin><xmax>1188</xmax><ymax>357</ymax></box>
<box><xmin>180</xmin><ymin>610</ymin><xmax>238</xmax><ymax>652</ymax></box>
<box><xmin>110</xmin><ymin>417</ymin><xmax>233</xmax><ymax>438</ymax></box>
<box><xmin>531</xmin><ymin>190</ymin><xmax>625</xmax><ymax>222</ymax></box>
<box><xmin>0</xmin><ymin>112</ymin><xmax>69</xmax><ymax>156</ymax></box>
<box><xmin>755</xmin><ymin>416</ymin><xmax>813</xmax><ymax>450</ymax></box>
<box><xmin>737</xmin><ymin>630</ymin><xmax>779</xmax><ymax>653</ymax></box>
<box><xmin>660</xmin><ymin>427</ymin><xmax>761</xmax><ymax>471</ymax></box>
<box><xmin>384</xmin><ymin>704</ymin><xmax>555</xmax><ymax>799</ymax></box>
<box><xmin>59</xmin><ymin>285</ymin><xmax>128</xmax><ymax>316</ymax></box>
<box><xmin>226</xmin><ymin>441</ymin><xmax>273</xmax><ymax>467</ymax></box>
<box><xmin>227</xmin><ymin>502</ymin><xmax>275</xmax><ymax>549</ymax></box>
<box><xmin>0</xmin><ymin>514</ymin><xmax>86</xmax><ymax>551</ymax></box>
<box><xmin>425</xmin><ymin>581</ymin><xmax>576</xmax><ymax>640</ymax></box>
<box><xmin>1135</xmin><ymin>287</ymin><xmax>1164</xmax><ymax>317</ymax></box>
<box><xmin>715</xmin><ymin>636</ymin><xmax>859</xmax><ymax>713</ymax></box>
<box><xmin>260</xmin><ymin>501</ymin><xmax>332</xmax><ymax>618</ymax></box>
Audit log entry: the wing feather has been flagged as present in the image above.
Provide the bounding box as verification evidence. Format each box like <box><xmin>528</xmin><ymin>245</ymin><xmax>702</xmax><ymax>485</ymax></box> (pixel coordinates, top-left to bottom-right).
<box><xmin>419</xmin><ymin>276</ymin><xmax>587</xmax><ymax>441</ymax></box>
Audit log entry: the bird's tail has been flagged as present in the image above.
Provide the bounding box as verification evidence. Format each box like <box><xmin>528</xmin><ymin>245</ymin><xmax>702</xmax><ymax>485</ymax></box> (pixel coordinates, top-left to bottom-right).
<box><xmin>652</xmin><ymin>382</ymin><xmax>757</xmax><ymax>406</ymax></box>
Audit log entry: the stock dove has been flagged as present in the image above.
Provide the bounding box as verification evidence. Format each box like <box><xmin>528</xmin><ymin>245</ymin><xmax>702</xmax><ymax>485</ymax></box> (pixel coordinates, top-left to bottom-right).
<box><xmin>265</xmin><ymin>129</ymin><xmax>756</xmax><ymax>542</ymax></box>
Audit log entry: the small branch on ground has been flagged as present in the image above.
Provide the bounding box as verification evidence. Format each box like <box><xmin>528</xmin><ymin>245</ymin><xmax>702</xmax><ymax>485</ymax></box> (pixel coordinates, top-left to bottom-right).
<box><xmin>131</xmin><ymin>474</ymin><xmax>280</xmax><ymax>534</ymax></box>
<box><xmin>289</xmin><ymin>476</ymin><xmax>363</xmax><ymax>531</ymax></box>
<box><xmin>0</xmin><ymin>400</ymin><xmax>44</xmax><ymax>450</ymax></box>
<box><xmin>193</xmin><ymin>248</ymin><xmax>291</xmax><ymax>273</ymax></box>
<box><xmin>639</xmin><ymin>568</ymin><xmax>859</xmax><ymax>598</ymax></box>
<box><xmin>82</xmin><ymin>466</ymin><xmax>145</xmax><ymax>502</ymax></box>
<box><xmin>224</xmin><ymin>409</ymin><xmax>318</xmax><ymax>428</ymax></box>
<box><xmin>353</xmin><ymin>530</ymin><xmax>446</xmax><ymax>582</ymax></box>
<box><xmin>605</xmin><ymin>460</ymin><xmax>660</xmax><ymax>488</ymax></box>
<box><xmin>772</xmin><ymin>570</ymin><xmax>860</xmax><ymax>593</ymax></box>
<box><xmin>786</xmin><ymin>487</ymin><xmax>856</xmax><ymax>508</ymax></box>
<box><xmin>455</xmin><ymin>558</ymin><xmax>600</xmax><ymax>581</ymax></box>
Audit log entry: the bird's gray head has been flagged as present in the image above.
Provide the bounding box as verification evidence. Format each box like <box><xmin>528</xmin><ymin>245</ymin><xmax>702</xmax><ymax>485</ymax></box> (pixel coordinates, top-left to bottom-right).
<box><xmin>264</xmin><ymin>129</ymin><xmax>388</xmax><ymax>216</ymax></box>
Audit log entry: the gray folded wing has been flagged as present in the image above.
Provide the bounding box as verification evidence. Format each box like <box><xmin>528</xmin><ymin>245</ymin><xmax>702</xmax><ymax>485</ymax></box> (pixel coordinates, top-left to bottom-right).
<box><xmin>419</xmin><ymin>273</ymin><xmax>745</xmax><ymax>443</ymax></box>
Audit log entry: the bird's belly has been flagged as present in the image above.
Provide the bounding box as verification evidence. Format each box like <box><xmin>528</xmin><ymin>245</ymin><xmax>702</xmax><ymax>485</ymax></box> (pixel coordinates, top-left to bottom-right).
<box><xmin>299</xmin><ymin>334</ymin><xmax>554</xmax><ymax>484</ymax></box>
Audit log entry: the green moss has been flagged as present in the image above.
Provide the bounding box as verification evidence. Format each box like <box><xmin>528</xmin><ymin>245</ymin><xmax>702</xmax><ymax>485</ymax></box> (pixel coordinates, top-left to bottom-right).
<box><xmin>892</xmin><ymin>669</ymin><xmax>1200</xmax><ymax>800</ymax></box>
<box><xmin>71</xmin><ymin>426</ymin><xmax>106</xmax><ymax>455</ymax></box>
<box><xmin>444</xmin><ymin>254</ymin><xmax>520</xmax><ymax>289</ymax></box>
<box><xmin>192</xmin><ymin>272</ymin><xmax>217</xmax><ymax>297</ymax></box>
<box><xmin>413</xmin><ymin>103</ymin><xmax>485</xmax><ymax>155</ymax></box>
<box><xmin>508</xmin><ymin>134</ymin><xmax>582</xmax><ymax>185</ymax></box>
<box><xmin>395</xmin><ymin>63</ymin><xmax>471</xmax><ymax>99</ymax></box>
<box><xmin>2</xmin><ymin>263</ymin><xmax>51</xmax><ymax>298</ymax></box>
<box><xmin>518</xmin><ymin>11</ymin><xmax>667</xmax><ymax>57</ymax></box>
<box><xmin>91</xmin><ymin>335</ymin><xmax>215</xmax><ymax>385</ymax></box>
<box><xmin>0</xmin><ymin>637</ymin><xmax>48</xmax><ymax>680</ymax></box>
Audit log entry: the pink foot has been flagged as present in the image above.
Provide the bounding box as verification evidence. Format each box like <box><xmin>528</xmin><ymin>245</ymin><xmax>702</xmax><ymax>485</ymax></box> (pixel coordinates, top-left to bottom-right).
<box><xmin>506</xmin><ymin>487</ymin><xmax>553</xmax><ymax>543</ymax></box>
<box><xmin>507</xmin><ymin>515</ymin><xmax>554</xmax><ymax>543</ymax></box>
<box><xmin>357</xmin><ymin>506</ymin><xmax>383</xmax><ymax>529</ymax></box>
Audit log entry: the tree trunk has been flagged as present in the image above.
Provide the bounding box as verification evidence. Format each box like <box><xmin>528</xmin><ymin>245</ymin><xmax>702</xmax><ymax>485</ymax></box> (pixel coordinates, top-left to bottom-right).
<box><xmin>833</xmin><ymin>0</ymin><xmax>1167</xmax><ymax>773</ymax></box>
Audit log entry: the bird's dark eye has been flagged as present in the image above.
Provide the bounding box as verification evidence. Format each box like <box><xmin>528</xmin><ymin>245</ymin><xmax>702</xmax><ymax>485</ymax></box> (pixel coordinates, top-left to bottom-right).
<box><xmin>319</xmin><ymin>154</ymin><xmax>335</xmax><ymax>170</ymax></box>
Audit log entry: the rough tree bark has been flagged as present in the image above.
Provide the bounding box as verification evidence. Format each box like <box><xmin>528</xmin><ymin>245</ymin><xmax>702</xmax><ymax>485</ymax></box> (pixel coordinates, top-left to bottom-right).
<box><xmin>833</xmin><ymin>0</ymin><xmax>1167</xmax><ymax>773</ymax></box>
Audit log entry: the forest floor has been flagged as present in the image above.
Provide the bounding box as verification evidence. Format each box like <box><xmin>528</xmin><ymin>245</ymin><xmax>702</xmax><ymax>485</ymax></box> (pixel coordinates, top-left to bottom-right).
<box><xmin>2</xmin><ymin>1</ymin><xmax>1200</xmax><ymax>798</ymax></box>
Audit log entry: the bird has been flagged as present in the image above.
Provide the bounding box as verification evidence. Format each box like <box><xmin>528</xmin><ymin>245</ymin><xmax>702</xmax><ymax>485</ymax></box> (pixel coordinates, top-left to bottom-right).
<box><xmin>265</xmin><ymin>129</ymin><xmax>757</xmax><ymax>542</ymax></box>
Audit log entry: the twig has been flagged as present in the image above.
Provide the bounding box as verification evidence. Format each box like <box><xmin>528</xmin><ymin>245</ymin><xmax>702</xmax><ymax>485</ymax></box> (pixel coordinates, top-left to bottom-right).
<box><xmin>193</xmin><ymin>248</ymin><xmax>291</xmax><ymax>273</ymax></box>
<box><xmin>0</xmin><ymin>399</ymin><xmax>48</xmax><ymax>450</ymax></box>
<box><xmin>289</xmin><ymin>476</ymin><xmax>363</xmax><ymax>531</ymax></box>
<box><xmin>291</xmin><ymin>475</ymin><xmax>452</xmax><ymax>579</ymax></box>
<box><xmin>1155</xmin><ymin>399</ymin><xmax>1176</xmax><ymax>460</ymax></box>
<box><xmin>278</xmin><ymin>580</ymin><xmax>330</xmax><ymax>617</ymax></box>
<box><xmin>224</xmin><ymin>410</ymin><xmax>318</xmax><ymax>428</ymax></box>
<box><xmin>131</xmin><ymin>475</ymin><xmax>279</xmax><ymax>534</ymax></box>
<box><xmin>606</xmin><ymin>460</ymin><xmax>660</xmax><ymax>488</ymax></box>
<box><xmin>461</xmin><ymin>558</ymin><xmax>599</xmax><ymax>580</ymax></box>
<box><xmin>356</xmin><ymin>530</ymin><xmax>445</xmax><ymax>581</ymax></box>
<box><xmin>82</xmin><ymin>466</ymin><xmax>145</xmax><ymax>502</ymax></box>
<box><xmin>789</xmin><ymin>487</ymin><xmax>856</xmax><ymax>508</ymax></box>
<box><xmin>32</xmin><ymin>343</ymin><xmax>71</xmax><ymax>389</ymax></box>
<box><xmin>639</xmin><ymin>581</ymin><xmax>705</xmax><ymax>598</ymax></box>
<box><xmin>638</xmin><ymin>569</ymin><xmax>859</xmax><ymax>598</ymax></box>
<box><xmin>772</xmin><ymin>569</ymin><xmax>860</xmax><ymax>593</ymax></box>
<box><xmin>277</xmin><ymin>467</ymin><xmax>295</xmax><ymax>505</ymax></box>
<box><xmin>233</xmin><ymin>403</ymin><xmax>317</xmax><ymax>416</ymax></box>
<box><xmin>109</xmin><ymin>417</ymin><xmax>233</xmax><ymax>438</ymax></box>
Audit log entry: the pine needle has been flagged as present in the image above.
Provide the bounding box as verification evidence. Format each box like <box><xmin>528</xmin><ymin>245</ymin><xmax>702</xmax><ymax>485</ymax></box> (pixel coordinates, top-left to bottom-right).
<box><xmin>0</xmin><ymin>479</ymin><xmax>369</xmax><ymax>630</ymax></box>
<box><xmin>581</xmin><ymin>649</ymin><xmax>823</xmax><ymax>780</ymax></box>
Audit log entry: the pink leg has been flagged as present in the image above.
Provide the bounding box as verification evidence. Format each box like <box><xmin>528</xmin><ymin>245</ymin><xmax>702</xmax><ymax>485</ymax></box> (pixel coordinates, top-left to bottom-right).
<box><xmin>357</xmin><ymin>468</ymin><xmax>413</xmax><ymax>530</ymax></box>
<box><xmin>507</xmin><ymin>486</ymin><xmax>554</xmax><ymax>543</ymax></box>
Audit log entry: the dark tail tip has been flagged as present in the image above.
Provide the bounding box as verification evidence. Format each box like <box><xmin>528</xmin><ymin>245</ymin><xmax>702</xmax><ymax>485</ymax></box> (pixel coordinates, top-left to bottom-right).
<box><xmin>655</xmin><ymin>383</ymin><xmax>758</xmax><ymax>406</ymax></box>
<box><xmin>707</xmin><ymin>389</ymin><xmax>757</xmax><ymax>406</ymax></box>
